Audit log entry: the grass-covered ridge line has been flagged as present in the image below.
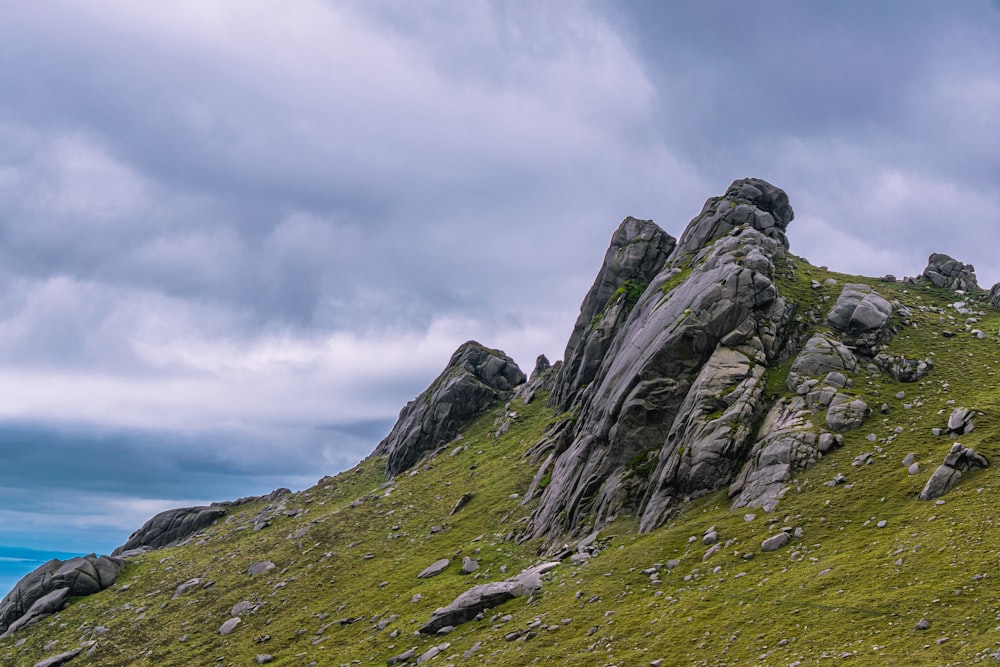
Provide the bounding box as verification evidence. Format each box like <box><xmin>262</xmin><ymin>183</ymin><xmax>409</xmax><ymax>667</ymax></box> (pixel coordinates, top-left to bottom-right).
<box><xmin>6</xmin><ymin>258</ymin><xmax>1000</xmax><ymax>665</ymax></box>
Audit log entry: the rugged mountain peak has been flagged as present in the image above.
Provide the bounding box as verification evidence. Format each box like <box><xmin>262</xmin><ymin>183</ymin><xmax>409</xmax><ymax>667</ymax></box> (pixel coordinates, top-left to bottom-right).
<box><xmin>549</xmin><ymin>217</ymin><xmax>676</xmax><ymax>410</ymax></box>
<box><xmin>375</xmin><ymin>341</ymin><xmax>525</xmax><ymax>477</ymax></box>
<box><xmin>672</xmin><ymin>177</ymin><xmax>794</xmax><ymax>263</ymax></box>
<box><xmin>922</xmin><ymin>253</ymin><xmax>979</xmax><ymax>291</ymax></box>
<box><xmin>523</xmin><ymin>179</ymin><xmax>796</xmax><ymax>543</ymax></box>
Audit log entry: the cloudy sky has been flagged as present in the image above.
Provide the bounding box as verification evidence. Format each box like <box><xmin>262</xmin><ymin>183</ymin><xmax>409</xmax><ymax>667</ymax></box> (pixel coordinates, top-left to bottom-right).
<box><xmin>0</xmin><ymin>0</ymin><xmax>998</xmax><ymax>556</ymax></box>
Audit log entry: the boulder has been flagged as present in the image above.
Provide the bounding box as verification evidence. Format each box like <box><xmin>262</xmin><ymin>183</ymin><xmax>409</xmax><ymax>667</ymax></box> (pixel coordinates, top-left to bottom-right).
<box><xmin>375</xmin><ymin>341</ymin><xmax>525</xmax><ymax>477</ymax></box>
<box><xmin>826</xmin><ymin>284</ymin><xmax>893</xmax><ymax>354</ymax></box>
<box><xmin>0</xmin><ymin>554</ymin><xmax>124</xmax><ymax>636</ymax></box>
<box><xmin>919</xmin><ymin>443</ymin><xmax>988</xmax><ymax>500</ymax></box>
<box><xmin>922</xmin><ymin>253</ymin><xmax>979</xmax><ymax>291</ymax></box>
<box><xmin>946</xmin><ymin>407</ymin><xmax>975</xmax><ymax>435</ymax></box>
<box><xmin>761</xmin><ymin>532</ymin><xmax>790</xmax><ymax>552</ymax></box>
<box><xmin>549</xmin><ymin>217</ymin><xmax>676</xmax><ymax>410</ymax></box>
<box><xmin>112</xmin><ymin>506</ymin><xmax>226</xmax><ymax>556</ymax></box>
<box><xmin>825</xmin><ymin>395</ymin><xmax>869</xmax><ymax>432</ymax></box>
<box><xmin>417</xmin><ymin>559</ymin><xmax>450</xmax><ymax>579</ymax></box>
<box><xmin>419</xmin><ymin>563</ymin><xmax>556</xmax><ymax>634</ymax></box>
<box><xmin>990</xmin><ymin>283</ymin><xmax>1000</xmax><ymax>309</ymax></box>
<box><xmin>786</xmin><ymin>335</ymin><xmax>857</xmax><ymax>391</ymax></box>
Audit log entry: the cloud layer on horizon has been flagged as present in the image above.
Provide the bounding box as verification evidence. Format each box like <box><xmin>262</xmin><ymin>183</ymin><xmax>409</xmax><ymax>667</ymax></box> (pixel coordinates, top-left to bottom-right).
<box><xmin>0</xmin><ymin>0</ymin><xmax>997</xmax><ymax>551</ymax></box>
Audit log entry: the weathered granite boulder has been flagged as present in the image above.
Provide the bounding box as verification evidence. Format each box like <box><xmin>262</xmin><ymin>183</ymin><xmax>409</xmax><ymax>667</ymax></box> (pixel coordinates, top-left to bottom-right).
<box><xmin>0</xmin><ymin>554</ymin><xmax>124</xmax><ymax>636</ymax></box>
<box><xmin>32</xmin><ymin>648</ymin><xmax>83</xmax><ymax>667</ymax></box>
<box><xmin>919</xmin><ymin>443</ymin><xmax>988</xmax><ymax>500</ymax></box>
<box><xmin>112</xmin><ymin>506</ymin><xmax>226</xmax><ymax>557</ymax></box>
<box><xmin>825</xmin><ymin>395</ymin><xmax>869</xmax><ymax>432</ymax></box>
<box><xmin>418</xmin><ymin>562</ymin><xmax>557</xmax><ymax>634</ymax></box>
<box><xmin>523</xmin><ymin>179</ymin><xmax>796</xmax><ymax>541</ymax></box>
<box><xmin>922</xmin><ymin>253</ymin><xmax>979</xmax><ymax>292</ymax></box>
<box><xmin>375</xmin><ymin>341</ymin><xmax>525</xmax><ymax>477</ymax></box>
<box><xmin>826</xmin><ymin>284</ymin><xmax>893</xmax><ymax>355</ymax></box>
<box><xmin>549</xmin><ymin>217</ymin><xmax>676</xmax><ymax>411</ymax></box>
<box><xmin>946</xmin><ymin>407</ymin><xmax>975</xmax><ymax>435</ymax></box>
<box><xmin>786</xmin><ymin>335</ymin><xmax>858</xmax><ymax>392</ymax></box>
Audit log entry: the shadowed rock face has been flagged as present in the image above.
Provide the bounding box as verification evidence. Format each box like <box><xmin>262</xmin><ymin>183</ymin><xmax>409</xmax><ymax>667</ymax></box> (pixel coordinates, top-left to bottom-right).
<box><xmin>375</xmin><ymin>341</ymin><xmax>525</xmax><ymax>478</ymax></box>
<box><xmin>112</xmin><ymin>506</ymin><xmax>227</xmax><ymax>557</ymax></box>
<box><xmin>522</xmin><ymin>179</ymin><xmax>797</xmax><ymax>542</ymax></box>
<box><xmin>0</xmin><ymin>554</ymin><xmax>123</xmax><ymax>636</ymax></box>
<box><xmin>549</xmin><ymin>217</ymin><xmax>676</xmax><ymax>411</ymax></box>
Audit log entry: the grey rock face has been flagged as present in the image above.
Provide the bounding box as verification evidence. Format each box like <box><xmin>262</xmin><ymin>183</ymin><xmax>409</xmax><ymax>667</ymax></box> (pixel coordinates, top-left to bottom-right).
<box><xmin>786</xmin><ymin>335</ymin><xmax>857</xmax><ymax>391</ymax></box>
<box><xmin>524</xmin><ymin>180</ymin><xmax>795</xmax><ymax>541</ymax></box>
<box><xmin>375</xmin><ymin>341</ymin><xmax>525</xmax><ymax>477</ymax></box>
<box><xmin>0</xmin><ymin>554</ymin><xmax>124</xmax><ymax>636</ymax></box>
<box><xmin>825</xmin><ymin>395</ymin><xmax>869</xmax><ymax>432</ymax></box>
<box><xmin>730</xmin><ymin>398</ymin><xmax>842</xmax><ymax>511</ymax></box>
<box><xmin>922</xmin><ymin>253</ymin><xmax>979</xmax><ymax>291</ymax></box>
<box><xmin>32</xmin><ymin>649</ymin><xmax>83</xmax><ymax>667</ymax></box>
<box><xmin>418</xmin><ymin>563</ymin><xmax>556</xmax><ymax>634</ymax></box>
<box><xmin>112</xmin><ymin>506</ymin><xmax>226</xmax><ymax>557</ymax></box>
<box><xmin>549</xmin><ymin>217</ymin><xmax>676</xmax><ymax>410</ymax></box>
<box><xmin>672</xmin><ymin>177</ymin><xmax>794</xmax><ymax>262</ymax></box>
<box><xmin>919</xmin><ymin>443</ymin><xmax>988</xmax><ymax>500</ymax></box>
<box><xmin>514</xmin><ymin>355</ymin><xmax>558</xmax><ymax>405</ymax></box>
<box><xmin>826</xmin><ymin>284</ymin><xmax>893</xmax><ymax>355</ymax></box>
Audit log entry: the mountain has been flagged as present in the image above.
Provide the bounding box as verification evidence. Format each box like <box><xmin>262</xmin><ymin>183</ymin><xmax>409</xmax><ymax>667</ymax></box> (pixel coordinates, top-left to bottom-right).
<box><xmin>3</xmin><ymin>178</ymin><xmax>1000</xmax><ymax>666</ymax></box>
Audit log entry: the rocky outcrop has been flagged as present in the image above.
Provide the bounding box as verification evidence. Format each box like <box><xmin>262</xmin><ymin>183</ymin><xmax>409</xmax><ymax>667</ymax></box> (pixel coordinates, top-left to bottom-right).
<box><xmin>874</xmin><ymin>353</ymin><xmax>932</xmax><ymax>382</ymax></box>
<box><xmin>549</xmin><ymin>217</ymin><xmax>676</xmax><ymax>411</ymax></box>
<box><xmin>989</xmin><ymin>283</ymin><xmax>1000</xmax><ymax>309</ymax></box>
<box><xmin>786</xmin><ymin>335</ymin><xmax>857</xmax><ymax>392</ymax></box>
<box><xmin>374</xmin><ymin>341</ymin><xmax>525</xmax><ymax>477</ymax></box>
<box><xmin>112</xmin><ymin>506</ymin><xmax>227</xmax><ymax>557</ymax></box>
<box><xmin>922</xmin><ymin>253</ymin><xmax>979</xmax><ymax>292</ymax></box>
<box><xmin>671</xmin><ymin>177</ymin><xmax>793</xmax><ymax>262</ymax></box>
<box><xmin>522</xmin><ymin>179</ymin><xmax>796</xmax><ymax>542</ymax></box>
<box><xmin>514</xmin><ymin>355</ymin><xmax>558</xmax><ymax>405</ymax></box>
<box><xmin>0</xmin><ymin>554</ymin><xmax>124</xmax><ymax>636</ymax></box>
<box><xmin>418</xmin><ymin>562</ymin><xmax>556</xmax><ymax>634</ymax></box>
<box><xmin>826</xmin><ymin>284</ymin><xmax>893</xmax><ymax>355</ymax></box>
<box><xmin>919</xmin><ymin>443</ymin><xmax>988</xmax><ymax>500</ymax></box>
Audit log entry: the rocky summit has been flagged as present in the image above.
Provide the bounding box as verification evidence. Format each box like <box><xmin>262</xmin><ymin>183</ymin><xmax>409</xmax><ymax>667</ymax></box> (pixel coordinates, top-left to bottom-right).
<box><xmin>4</xmin><ymin>178</ymin><xmax>1000</xmax><ymax>666</ymax></box>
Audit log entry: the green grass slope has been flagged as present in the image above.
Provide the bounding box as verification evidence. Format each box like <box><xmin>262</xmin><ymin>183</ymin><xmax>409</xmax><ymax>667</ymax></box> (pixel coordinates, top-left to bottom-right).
<box><xmin>4</xmin><ymin>256</ymin><xmax>1000</xmax><ymax>666</ymax></box>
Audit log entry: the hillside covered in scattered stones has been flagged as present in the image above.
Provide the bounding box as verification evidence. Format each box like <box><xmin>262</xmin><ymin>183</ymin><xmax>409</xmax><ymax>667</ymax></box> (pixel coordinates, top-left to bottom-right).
<box><xmin>4</xmin><ymin>179</ymin><xmax>1000</xmax><ymax>666</ymax></box>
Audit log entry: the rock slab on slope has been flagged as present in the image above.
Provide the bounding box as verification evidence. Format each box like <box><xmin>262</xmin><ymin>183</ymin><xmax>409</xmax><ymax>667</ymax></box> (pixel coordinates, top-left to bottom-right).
<box><xmin>375</xmin><ymin>341</ymin><xmax>525</xmax><ymax>477</ymax></box>
<box><xmin>112</xmin><ymin>506</ymin><xmax>226</xmax><ymax>556</ymax></box>
<box><xmin>919</xmin><ymin>443</ymin><xmax>988</xmax><ymax>500</ymax></box>
<box><xmin>419</xmin><ymin>562</ymin><xmax>556</xmax><ymax>634</ymax></box>
<box><xmin>0</xmin><ymin>554</ymin><xmax>124</xmax><ymax>636</ymax></box>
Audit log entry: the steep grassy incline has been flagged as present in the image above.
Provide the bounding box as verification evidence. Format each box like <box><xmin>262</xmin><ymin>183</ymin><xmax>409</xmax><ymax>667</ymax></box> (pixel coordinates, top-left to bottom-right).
<box><xmin>4</xmin><ymin>256</ymin><xmax>1000</xmax><ymax>666</ymax></box>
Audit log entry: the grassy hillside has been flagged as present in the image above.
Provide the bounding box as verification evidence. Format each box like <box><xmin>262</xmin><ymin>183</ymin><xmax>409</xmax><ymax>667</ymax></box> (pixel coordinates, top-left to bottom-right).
<box><xmin>4</xmin><ymin>256</ymin><xmax>1000</xmax><ymax>666</ymax></box>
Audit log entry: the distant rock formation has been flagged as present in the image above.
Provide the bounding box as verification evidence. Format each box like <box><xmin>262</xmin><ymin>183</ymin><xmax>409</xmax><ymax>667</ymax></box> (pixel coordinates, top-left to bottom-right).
<box><xmin>112</xmin><ymin>506</ymin><xmax>227</xmax><ymax>557</ymax></box>
<box><xmin>922</xmin><ymin>253</ymin><xmax>979</xmax><ymax>291</ymax></box>
<box><xmin>549</xmin><ymin>217</ymin><xmax>676</xmax><ymax>411</ymax></box>
<box><xmin>374</xmin><ymin>341</ymin><xmax>525</xmax><ymax>477</ymax></box>
<box><xmin>0</xmin><ymin>555</ymin><xmax>123</xmax><ymax>636</ymax></box>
